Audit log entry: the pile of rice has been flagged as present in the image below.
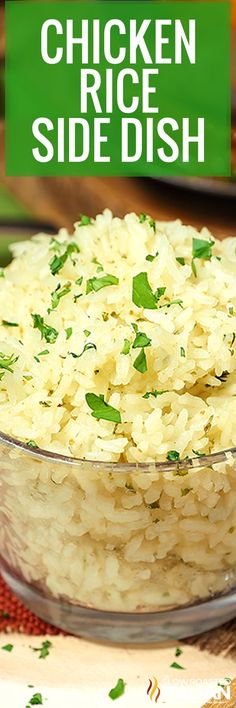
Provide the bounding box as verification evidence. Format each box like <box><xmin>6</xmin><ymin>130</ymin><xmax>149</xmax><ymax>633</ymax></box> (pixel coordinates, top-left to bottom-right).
<box><xmin>0</xmin><ymin>210</ymin><xmax>236</xmax><ymax>612</ymax></box>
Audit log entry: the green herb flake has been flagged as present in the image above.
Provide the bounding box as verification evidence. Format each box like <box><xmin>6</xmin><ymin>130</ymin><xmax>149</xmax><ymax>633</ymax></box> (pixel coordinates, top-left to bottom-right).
<box><xmin>69</xmin><ymin>342</ymin><xmax>97</xmax><ymax>358</ymax></box>
<box><xmin>155</xmin><ymin>286</ymin><xmax>166</xmax><ymax>302</ymax></box>
<box><xmin>75</xmin><ymin>276</ymin><xmax>83</xmax><ymax>286</ymax></box>
<box><xmin>48</xmin><ymin>281</ymin><xmax>71</xmax><ymax>312</ymax></box>
<box><xmin>108</xmin><ymin>678</ymin><xmax>125</xmax><ymax>701</ymax></box>
<box><xmin>176</xmin><ymin>257</ymin><xmax>185</xmax><ymax>266</ymax></box>
<box><xmin>85</xmin><ymin>393</ymin><xmax>121</xmax><ymax>423</ymax></box>
<box><xmin>2</xmin><ymin>644</ymin><xmax>13</xmax><ymax>652</ymax></box>
<box><xmin>192</xmin><ymin>237</ymin><xmax>215</xmax><ymax>261</ymax></box>
<box><xmin>191</xmin><ymin>259</ymin><xmax>197</xmax><ymax>278</ymax></box>
<box><xmin>28</xmin><ymin>693</ymin><xmax>43</xmax><ymax>705</ymax></box>
<box><xmin>175</xmin><ymin>647</ymin><xmax>183</xmax><ymax>657</ymax></box>
<box><xmin>26</xmin><ymin>440</ymin><xmax>38</xmax><ymax>449</ymax></box>
<box><xmin>121</xmin><ymin>339</ymin><xmax>131</xmax><ymax>355</ymax></box>
<box><xmin>139</xmin><ymin>213</ymin><xmax>148</xmax><ymax>223</ymax></box>
<box><xmin>65</xmin><ymin>327</ymin><xmax>73</xmax><ymax>340</ymax></box>
<box><xmin>192</xmin><ymin>449</ymin><xmax>205</xmax><ymax>457</ymax></box>
<box><xmin>0</xmin><ymin>352</ymin><xmax>19</xmax><ymax>379</ymax></box>
<box><xmin>167</xmin><ymin>450</ymin><xmax>180</xmax><ymax>461</ymax></box>
<box><xmin>31</xmin><ymin>640</ymin><xmax>52</xmax><ymax>660</ymax></box>
<box><xmin>49</xmin><ymin>242</ymin><xmax>79</xmax><ymax>276</ymax></box>
<box><xmin>132</xmin><ymin>331</ymin><xmax>151</xmax><ymax>349</ymax></box>
<box><xmin>181</xmin><ymin>488</ymin><xmax>191</xmax><ymax>497</ymax></box>
<box><xmin>132</xmin><ymin>272</ymin><xmax>157</xmax><ymax>310</ymax></box>
<box><xmin>86</xmin><ymin>274</ymin><xmax>119</xmax><ymax>294</ymax></box>
<box><xmin>31</xmin><ymin>314</ymin><xmax>58</xmax><ymax>344</ymax></box>
<box><xmin>170</xmin><ymin>662</ymin><xmax>185</xmax><ymax>670</ymax></box>
<box><xmin>84</xmin><ymin>329</ymin><xmax>91</xmax><ymax>338</ymax></box>
<box><xmin>78</xmin><ymin>214</ymin><xmax>92</xmax><ymax>227</ymax></box>
<box><xmin>146</xmin><ymin>252</ymin><xmax>158</xmax><ymax>262</ymax></box>
<box><xmin>160</xmin><ymin>299</ymin><xmax>183</xmax><ymax>309</ymax></box>
<box><xmin>180</xmin><ymin>346</ymin><xmax>186</xmax><ymax>358</ymax></box>
<box><xmin>2</xmin><ymin>320</ymin><xmax>19</xmax><ymax>327</ymax></box>
<box><xmin>133</xmin><ymin>348</ymin><xmax>147</xmax><ymax>374</ymax></box>
<box><xmin>143</xmin><ymin>389</ymin><xmax>168</xmax><ymax>399</ymax></box>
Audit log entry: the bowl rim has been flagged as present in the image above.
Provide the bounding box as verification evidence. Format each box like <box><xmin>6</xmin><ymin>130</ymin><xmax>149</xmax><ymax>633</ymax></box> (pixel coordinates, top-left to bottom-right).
<box><xmin>0</xmin><ymin>430</ymin><xmax>236</xmax><ymax>473</ymax></box>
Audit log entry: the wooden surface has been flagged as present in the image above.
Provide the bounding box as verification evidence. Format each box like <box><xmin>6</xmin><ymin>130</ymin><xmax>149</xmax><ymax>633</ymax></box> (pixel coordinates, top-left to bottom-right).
<box><xmin>0</xmin><ymin>633</ymin><xmax>235</xmax><ymax>708</ymax></box>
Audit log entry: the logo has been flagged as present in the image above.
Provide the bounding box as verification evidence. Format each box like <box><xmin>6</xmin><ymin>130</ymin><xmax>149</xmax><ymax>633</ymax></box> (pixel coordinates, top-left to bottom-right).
<box><xmin>147</xmin><ymin>677</ymin><xmax>161</xmax><ymax>703</ymax></box>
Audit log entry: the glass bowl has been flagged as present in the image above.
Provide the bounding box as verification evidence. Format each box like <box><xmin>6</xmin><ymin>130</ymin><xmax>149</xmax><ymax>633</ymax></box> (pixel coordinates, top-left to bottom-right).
<box><xmin>0</xmin><ymin>431</ymin><xmax>236</xmax><ymax>644</ymax></box>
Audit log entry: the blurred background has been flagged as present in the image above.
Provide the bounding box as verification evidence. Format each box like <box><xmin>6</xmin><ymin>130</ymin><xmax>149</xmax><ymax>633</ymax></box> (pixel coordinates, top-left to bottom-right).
<box><xmin>0</xmin><ymin>0</ymin><xmax>235</xmax><ymax>266</ymax></box>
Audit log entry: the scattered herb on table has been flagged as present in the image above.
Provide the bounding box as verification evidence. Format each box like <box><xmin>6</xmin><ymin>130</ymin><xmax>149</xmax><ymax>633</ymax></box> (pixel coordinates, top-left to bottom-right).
<box><xmin>1</xmin><ymin>643</ymin><xmax>13</xmax><ymax>652</ymax></box>
<box><xmin>27</xmin><ymin>693</ymin><xmax>43</xmax><ymax>705</ymax></box>
<box><xmin>85</xmin><ymin>393</ymin><xmax>121</xmax><ymax>423</ymax></box>
<box><xmin>170</xmin><ymin>661</ymin><xmax>185</xmax><ymax>670</ymax></box>
<box><xmin>31</xmin><ymin>314</ymin><xmax>58</xmax><ymax>344</ymax></box>
<box><xmin>108</xmin><ymin>678</ymin><xmax>126</xmax><ymax>700</ymax></box>
<box><xmin>0</xmin><ymin>352</ymin><xmax>19</xmax><ymax>379</ymax></box>
<box><xmin>167</xmin><ymin>450</ymin><xmax>180</xmax><ymax>461</ymax></box>
<box><xmin>175</xmin><ymin>647</ymin><xmax>183</xmax><ymax>657</ymax></box>
<box><xmin>86</xmin><ymin>274</ymin><xmax>119</xmax><ymax>294</ymax></box>
<box><xmin>31</xmin><ymin>640</ymin><xmax>52</xmax><ymax>659</ymax></box>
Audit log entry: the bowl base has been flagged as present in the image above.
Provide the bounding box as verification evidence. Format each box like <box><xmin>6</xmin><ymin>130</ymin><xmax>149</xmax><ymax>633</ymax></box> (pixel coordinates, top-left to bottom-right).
<box><xmin>2</xmin><ymin>566</ymin><xmax>236</xmax><ymax>644</ymax></box>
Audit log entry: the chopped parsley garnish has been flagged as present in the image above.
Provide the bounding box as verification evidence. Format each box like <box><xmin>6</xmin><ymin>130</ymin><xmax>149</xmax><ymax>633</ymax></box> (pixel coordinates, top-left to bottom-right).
<box><xmin>31</xmin><ymin>640</ymin><xmax>52</xmax><ymax>659</ymax></box>
<box><xmin>49</xmin><ymin>242</ymin><xmax>79</xmax><ymax>275</ymax></box>
<box><xmin>92</xmin><ymin>257</ymin><xmax>104</xmax><ymax>272</ymax></box>
<box><xmin>78</xmin><ymin>213</ymin><xmax>92</xmax><ymax>226</ymax></box>
<box><xmin>85</xmin><ymin>393</ymin><xmax>121</xmax><ymax>423</ymax></box>
<box><xmin>69</xmin><ymin>342</ymin><xmax>97</xmax><ymax>358</ymax></box>
<box><xmin>175</xmin><ymin>647</ymin><xmax>183</xmax><ymax>657</ymax></box>
<box><xmin>192</xmin><ymin>237</ymin><xmax>215</xmax><ymax>260</ymax></box>
<box><xmin>228</xmin><ymin>305</ymin><xmax>234</xmax><ymax>316</ymax></box>
<box><xmin>160</xmin><ymin>299</ymin><xmax>183</xmax><ymax>309</ymax></box>
<box><xmin>108</xmin><ymin>678</ymin><xmax>125</xmax><ymax>700</ymax></box>
<box><xmin>176</xmin><ymin>257</ymin><xmax>185</xmax><ymax>266</ymax></box>
<box><xmin>48</xmin><ymin>281</ymin><xmax>71</xmax><ymax>312</ymax></box>
<box><xmin>38</xmin><ymin>350</ymin><xmax>49</xmax><ymax>357</ymax></box>
<box><xmin>146</xmin><ymin>251</ymin><xmax>158</xmax><ymax>262</ymax></box>
<box><xmin>180</xmin><ymin>346</ymin><xmax>186</xmax><ymax>357</ymax></box>
<box><xmin>132</xmin><ymin>331</ymin><xmax>151</xmax><ymax>349</ymax></box>
<box><xmin>75</xmin><ymin>276</ymin><xmax>83</xmax><ymax>286</ymax></box>
<box><xmin>1</xmin><ymin>644</ymin><xmax>13</xmax><ymax>652</ymax></box>
<box><xmin>143</xmin><ymin>389</ymin><xmax>167</xmax><ymax>398</ymax></box>
<box><xmin>155</xmin><ymin>286</ymin><xmax>166</xmax><ymax>301</ymax></box>
<box><xmin>31</xmin><ymin>314</ymin><xmax>58</xmax><ymax>344</ymax></box>
<box><xmin>121</xmin><ymin>339</ymin><xmax>131</xmax><ymax>355</ymax></box>
<box><xmin>86</xmin><ymin>274</ymin><xmax>119</xmax><ymax>293</ymax></box>
<box><xmin>181</xmin><ymin>488</ymin><xmax>191</xmax><ymax>496</ymax></box>
<box><xmin>167</xmin><ymin>450</ymin><xmax>180</xmax><ymax>461</ymax></box>
<box><xmin>2</xmin><ymin>320</ymin><xmax>19</xmax><ymax>327</ymax></box>
<box><xmin>133</xmin><ymin>348</ymin><xmax>147</xmax><ymax>373</ymax></box>
<box><xmin>84</xmin><ymin>329</ymin><xmax>91</xmax><ymax>338</ymax></box>
<box><xmin>65</xmin><ymin>327</ymin><xmax>72</xmax><ymax>340</ymax></box>
<box><xmin>191</xmin><ymin>259</ymin><xmax>197</xmax><ymax>277</ymax></box>
<box><xmin>27</xmin><ymin>440</ymin><xmax>38</xmax><ymax>449</ymax></box>
<box><xmin>0</xmin><ymin>352</ymin><xmax>18</xmax><ymax>379</ymax></box>
<box><xmin>132</xmin><ymin>272</ymin><xmax>157</xmax><ymax>310</ymax></box>
<box><xmin>27</xmin><ymin>693</ymin><xmax>43</xmax><ymax>705</ymax></box>
<box><xmin>170</xmin><ymin>662</ymin><xmax>185</xmax><ymax>670</ymax></box>
<box><xmin>192</xmin><ymin>449</ymin><xmax>204</xmax><ymax>457</ymax></box>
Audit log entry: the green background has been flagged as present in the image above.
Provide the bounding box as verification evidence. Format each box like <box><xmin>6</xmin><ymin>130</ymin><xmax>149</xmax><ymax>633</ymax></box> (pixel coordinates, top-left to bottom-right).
<box><xmin>5</xmin><ymin>1</ymin><xmax>230</xmax><ymax>176</ymax></box>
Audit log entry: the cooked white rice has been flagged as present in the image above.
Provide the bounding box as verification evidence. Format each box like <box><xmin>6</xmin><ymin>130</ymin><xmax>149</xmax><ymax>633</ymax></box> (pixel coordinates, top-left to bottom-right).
<box><xmin>0</xmin><ymin>210</ymin><xmax>236</xmax><ymax>612</ymax></box>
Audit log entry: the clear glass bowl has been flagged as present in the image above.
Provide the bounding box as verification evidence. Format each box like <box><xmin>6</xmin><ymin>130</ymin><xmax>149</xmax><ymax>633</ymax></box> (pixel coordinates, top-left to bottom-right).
<box><xmin>0</xmin><ymin>431</ymin><xmax>236</xmax><ymax>643</ymax></box>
